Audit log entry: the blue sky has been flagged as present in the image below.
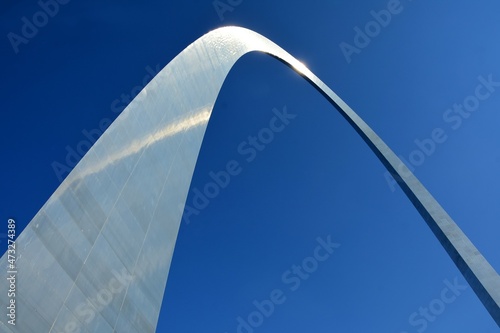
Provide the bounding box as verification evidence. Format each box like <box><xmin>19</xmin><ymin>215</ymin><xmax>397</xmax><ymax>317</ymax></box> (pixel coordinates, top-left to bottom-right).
<box><xmin>1</xmin><ymin>0</ymin><xmax>500</xmax><ymax>332</ymax></box>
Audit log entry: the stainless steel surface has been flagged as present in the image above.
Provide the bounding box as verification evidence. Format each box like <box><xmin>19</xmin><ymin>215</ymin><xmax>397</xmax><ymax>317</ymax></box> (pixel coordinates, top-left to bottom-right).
<box><xmin>0</xmin><ymin>26</ymin><xmax>499</xmax><ymax>332</ymax></box>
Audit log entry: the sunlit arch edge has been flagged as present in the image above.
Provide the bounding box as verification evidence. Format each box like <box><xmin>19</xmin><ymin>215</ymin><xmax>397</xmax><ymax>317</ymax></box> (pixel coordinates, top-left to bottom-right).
<box><xmin>0</xmin><ymin>26</ymin><xmax>498</xmax><ymax>332</ymax></box>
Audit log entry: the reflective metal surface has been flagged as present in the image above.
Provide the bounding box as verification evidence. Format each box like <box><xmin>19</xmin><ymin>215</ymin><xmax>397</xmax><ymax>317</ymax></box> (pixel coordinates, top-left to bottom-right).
<box><xmin>0</xmin><ymin>26</ymin><xmax>499</xmax><ymax>332</ymax></box>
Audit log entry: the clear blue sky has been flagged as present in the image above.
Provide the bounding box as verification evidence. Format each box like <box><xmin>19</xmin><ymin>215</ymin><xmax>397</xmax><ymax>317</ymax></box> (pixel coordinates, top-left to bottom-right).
<box><xmin>1</xmin><ymin>0</ymin><xmax>500</xmax><ymax>332</ymax></box>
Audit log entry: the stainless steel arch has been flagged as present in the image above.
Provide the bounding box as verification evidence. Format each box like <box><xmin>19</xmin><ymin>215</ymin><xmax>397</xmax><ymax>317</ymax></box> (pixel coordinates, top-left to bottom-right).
<box><xmin>0</xmin><ymin>26</ymin><xmax>499</xmax><ymax>332</ymax></box>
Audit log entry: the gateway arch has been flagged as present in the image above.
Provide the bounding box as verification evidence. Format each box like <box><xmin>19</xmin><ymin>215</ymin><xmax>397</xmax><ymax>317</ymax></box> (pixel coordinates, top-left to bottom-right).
<box><xmin>1</xmin><ymin>27</ymin><xmax>499</xmax><ymax>332</ymax></box>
